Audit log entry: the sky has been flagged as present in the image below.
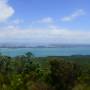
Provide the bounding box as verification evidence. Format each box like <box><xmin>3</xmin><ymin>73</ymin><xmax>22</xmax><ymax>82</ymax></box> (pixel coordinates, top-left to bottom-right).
<box><xmin>0</xmin><ymin>0</ymin><xmax>90</xmax><ymax>45</ymax></box>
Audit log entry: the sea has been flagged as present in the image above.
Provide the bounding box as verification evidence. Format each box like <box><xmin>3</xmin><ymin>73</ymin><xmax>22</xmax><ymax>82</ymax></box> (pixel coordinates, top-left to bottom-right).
<box><xmin>0</xmin><ymin>47</ymin><xmax>90</xmax><ymax>57</ymax></box>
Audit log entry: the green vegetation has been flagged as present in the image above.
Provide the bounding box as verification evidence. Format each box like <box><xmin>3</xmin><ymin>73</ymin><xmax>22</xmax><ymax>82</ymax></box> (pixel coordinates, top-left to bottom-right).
<box><xmin>0</xmin><ymin>52</ymin><xmax>90</xmax><ymax>90</ymax></box>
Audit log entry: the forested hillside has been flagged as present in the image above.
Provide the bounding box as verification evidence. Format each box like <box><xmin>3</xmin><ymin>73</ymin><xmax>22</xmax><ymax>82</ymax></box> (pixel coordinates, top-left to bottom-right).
<box><xmin>0</xmin><ymin>52</ymin><xmax>90</xmax><ymax>90</ymax></box>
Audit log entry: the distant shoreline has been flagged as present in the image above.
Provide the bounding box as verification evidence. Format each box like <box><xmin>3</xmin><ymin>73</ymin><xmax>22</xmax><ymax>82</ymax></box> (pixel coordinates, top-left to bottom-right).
<box><xmin>0</xmin><ymin>44</ymin><xmax>90</xmax><ymax>48</ymax></box>
<box><xmin>0</xmin><ymin>46</ymin><xmax>90</xmax><ymax>48</ymax></box>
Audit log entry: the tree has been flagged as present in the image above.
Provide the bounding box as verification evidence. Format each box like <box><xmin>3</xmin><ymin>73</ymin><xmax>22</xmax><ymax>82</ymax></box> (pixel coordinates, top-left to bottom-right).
<box><xmin>47</xmin><ymin>59</ymin><xmax>81</xmax><ymax>90</ymax></box>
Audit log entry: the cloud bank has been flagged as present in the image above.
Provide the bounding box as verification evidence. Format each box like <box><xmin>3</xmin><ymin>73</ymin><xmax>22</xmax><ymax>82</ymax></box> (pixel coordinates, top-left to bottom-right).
<box><xmin>0</xmin><ymin>27</ymin><xmax>90</xmax><ymax>44</ymax></box>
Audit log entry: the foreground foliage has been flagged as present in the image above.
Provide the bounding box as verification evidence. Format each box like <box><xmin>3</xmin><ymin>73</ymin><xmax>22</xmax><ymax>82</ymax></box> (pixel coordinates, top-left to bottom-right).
<box><xmin>0</xmin><ymin>52</ymin><xmax>90</xmax><ymax>90</ymax></box>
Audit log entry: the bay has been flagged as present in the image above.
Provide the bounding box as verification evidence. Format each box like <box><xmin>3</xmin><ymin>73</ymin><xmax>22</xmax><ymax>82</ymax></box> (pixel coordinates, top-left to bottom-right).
<box><xmin>0</xmin><ymin>47</ymin><xmax>90</xmax><ymax>57</ymax></box>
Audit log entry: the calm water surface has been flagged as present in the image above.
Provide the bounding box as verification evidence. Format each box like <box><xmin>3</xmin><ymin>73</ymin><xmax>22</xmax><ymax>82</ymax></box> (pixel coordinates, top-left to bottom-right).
<box><xmin>0</xmin><ymin>47</ymin><xmax>90</xmax><ymax>57</ymax></box>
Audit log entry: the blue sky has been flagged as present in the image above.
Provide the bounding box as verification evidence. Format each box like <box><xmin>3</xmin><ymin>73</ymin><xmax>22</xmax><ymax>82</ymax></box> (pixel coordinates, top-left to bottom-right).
<box><xmin>0</xmin><ymin>0</ymin><xmax>90</xmax><ymax>45</ymax></box>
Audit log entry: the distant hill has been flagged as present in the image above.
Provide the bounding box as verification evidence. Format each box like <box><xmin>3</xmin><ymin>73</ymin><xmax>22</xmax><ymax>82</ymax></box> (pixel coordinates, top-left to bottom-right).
<box><xmin>0</xmin><ymin>43</ymin><xmax>90</xmax><ymax>48</ymax></box>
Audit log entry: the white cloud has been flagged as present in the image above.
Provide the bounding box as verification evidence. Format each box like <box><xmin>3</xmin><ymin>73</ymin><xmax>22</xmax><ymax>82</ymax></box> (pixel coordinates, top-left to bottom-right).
<box><xmin>6</xmin><ymin>19</ymin><xmax>24</xmax><ymax>26</ymax></box>
<box><xmin>0</xmin><ymin>27</ymin><xmax>90</xmax><ymax>44</ymax></box>
<box><xmin>0</xmin><ymin>0</ymin><xmax>14</xmax><ymax>22</ymax></box>
<box><xmin>36</xmin><ymin>17</ymin><xmax>53</xmax><ymax>24</ymax></box>
<box><xmin>12</xmin><ymin>19</ymin><xmax>24</xmax><ymax>25</ymax></box>
<box><xmin>61</xmin><ymin>9</ymin><xmax>85</xmax><ymax>21</ymax></box>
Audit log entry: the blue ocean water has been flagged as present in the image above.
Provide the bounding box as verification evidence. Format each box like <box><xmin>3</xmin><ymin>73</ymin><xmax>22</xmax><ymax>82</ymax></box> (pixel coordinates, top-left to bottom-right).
<box><xmin>0</xmin><ymin>47</ymin><xmax>90</xmax><ymax>57</ymax></box>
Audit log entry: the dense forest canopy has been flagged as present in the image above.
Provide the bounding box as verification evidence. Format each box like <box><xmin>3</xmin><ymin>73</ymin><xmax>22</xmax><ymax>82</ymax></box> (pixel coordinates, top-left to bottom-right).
<box><xmin>0</xmin><ymin>52</ymin><xmax>90</xmax><ymax>90</ymax></box>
